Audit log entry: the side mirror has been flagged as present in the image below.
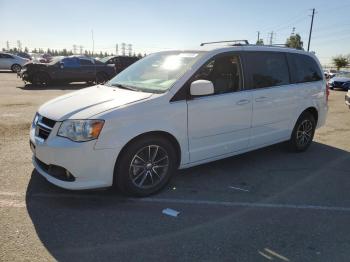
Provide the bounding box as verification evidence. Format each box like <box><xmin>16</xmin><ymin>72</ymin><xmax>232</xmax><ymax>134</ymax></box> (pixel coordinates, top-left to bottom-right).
<box><xmin>190</xmin><ymin>80</ymin><xmax>214</xmax><ymax>96</ymax></box>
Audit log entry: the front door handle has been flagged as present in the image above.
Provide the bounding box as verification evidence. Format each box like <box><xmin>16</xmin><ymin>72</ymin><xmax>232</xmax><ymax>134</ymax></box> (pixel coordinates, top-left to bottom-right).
<box><xmin>236</xmin><ymin>99</ymin><xmax>250</xmax><ymax>105</ymax></box>
<box><xmin>255</xmin><ymin>96</ymin><xmax>268</xmax><ymax>102</ymax></box>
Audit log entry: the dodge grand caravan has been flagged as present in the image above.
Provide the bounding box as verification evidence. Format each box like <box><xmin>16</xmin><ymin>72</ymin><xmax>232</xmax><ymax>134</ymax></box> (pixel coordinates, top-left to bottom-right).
<box><xmin>30</xmin><ymin>43</ymin><xmax>328</xmax><ymax>196</ymax></box>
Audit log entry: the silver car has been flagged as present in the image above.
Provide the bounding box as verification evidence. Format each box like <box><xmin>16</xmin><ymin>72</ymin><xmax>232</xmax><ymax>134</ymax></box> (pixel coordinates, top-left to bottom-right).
<box><xmin>0</xmin><ymin>52</ymin><xmax>30</xmax><ymax>72</ymax></box>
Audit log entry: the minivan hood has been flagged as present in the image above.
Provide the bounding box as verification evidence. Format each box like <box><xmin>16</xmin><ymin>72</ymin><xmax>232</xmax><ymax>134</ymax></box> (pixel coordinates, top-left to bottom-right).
<box><xmin>38</xmin><ymin>85</ymin><xmax>153</xmax><ymax>121</ymax></box>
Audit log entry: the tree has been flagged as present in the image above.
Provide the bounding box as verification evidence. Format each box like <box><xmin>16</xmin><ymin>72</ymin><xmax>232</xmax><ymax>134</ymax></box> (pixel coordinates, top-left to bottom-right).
<box><xmin>24</xmin><ymin>47</ymin><xmax>29</xmax><ymax>53</ymax></box>
<box><xmin>285</xmin><ymin>33</ymin><xmax>303</xmax><ymax>49</ymax></box>
<box><xmin>256</xmin><ymin>39</ymin><xmax>264</xmax><ymax>45</ymax></box>
<box><xmin>332</xmin><ymin>55</ymin><xmax>349</xmax><ymax>71</ymax></box>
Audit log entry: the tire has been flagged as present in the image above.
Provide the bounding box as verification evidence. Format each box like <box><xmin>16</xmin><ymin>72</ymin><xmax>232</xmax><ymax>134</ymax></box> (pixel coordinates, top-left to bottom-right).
<box><xmin>11</xmin><ymin>64</ymin><xmax>22</xmax><ymax>73</ymax></box>
<box><xmin>115</xmin><ymin>136</ymin><xmax>177</xmax><ymax>197</ymax></box>
<box><xmin>31</xmin><ymin>72</ymin><xmax>50</xmax><ymax>87</ymax></box>
<box><xmin>288</xmin><ymin>112</ymin><xmax>316</xmax><ymax>152</ymax></box>
<box><xmin>95</xmin><ymin>72</ymin><xmax>108</xmax><ymax>84</ymax></box>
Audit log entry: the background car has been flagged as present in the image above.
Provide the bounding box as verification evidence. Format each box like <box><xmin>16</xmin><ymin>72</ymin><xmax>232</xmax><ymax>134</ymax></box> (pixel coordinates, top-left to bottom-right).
<box><xmin>100</xmin><ymin>55</ymin><xmax>139</xmax><ymax>74</ymax></box>
<box><xmin>19</xmin><ymin>55</ymin><xmax>116</xmax><ymax>86</ymax></box>
<box><xmin>328</xmin><ymin>72</ymin><xmax>350</xmax><ymax>90</ymax></box>
<box><xmin>0</xmin><ymin>52</ymin><xmax>30</xmax><ymax>72</ymax></box>
<box><xmin>15</xmin><ymin>52</ymin><xmax>32</xmax><ymax>60</ymax></box>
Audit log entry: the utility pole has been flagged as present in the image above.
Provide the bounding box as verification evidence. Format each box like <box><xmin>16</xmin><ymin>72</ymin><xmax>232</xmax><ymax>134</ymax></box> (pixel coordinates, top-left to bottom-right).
<box><xmin>73</xmin><ymin>44</ymin><xmax>77</xmax><ymax>54</ymax></box>
<box><xmin>128</xmin><ymin>44</ymin><xmax>132</xmax><ymax>56</ymax></box>
<box><xmin>307</xmin><ymin>8</ymin><xmax>315</xmax><ymax>52</ymax></box>
<box><xmin>121</xmin><ymin>43</ymin><xmax>126</xmax><ymax>56</ymax></box>
<box><xmin>291</xmin><ymin>27</ymin><xmax>296</xmax><ymax>36</ymax></box>
<box><xmin>257</xmin><ymin>31</ymin><xmax>260</xmax><ymax>43</ymax></box>
<box><xmin>17</xmin><ymin>40</ymin><xmax>22</xmax><ymax>51</ymax></box>
<box><xmin>79</xmin><ymin>45</ymin><xmax>83</xmax><ymax>55</ymax></box>
<box><xmin>6</xmin><ymin>41</ymin><xmax>10</xmax><ymax>50</ymax></box>
<box><xmin>115</xmin><ymin>44</ymin><xmax>118</xmax><ymax>55</ymax></box>
<box><xmin>269</xmin><ymin>31</ymin><xmax>274</xmax><ymax>45</ymax></box>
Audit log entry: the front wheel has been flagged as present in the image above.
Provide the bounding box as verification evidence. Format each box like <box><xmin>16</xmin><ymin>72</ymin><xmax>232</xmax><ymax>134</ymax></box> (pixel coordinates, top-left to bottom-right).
<box><xmin>288</xmin><ymin>112</ymin><xmax>316</xmax><ymax>152</ymax></box>
<box><xmin>115</xmin><ymin>136</ymin><xmax>177</xmax><ymax>197</ymax></box>
<box><xmin>11</xmin><ymin>64</ymin><xmax>22</xmax><ymax>73</ymax></box>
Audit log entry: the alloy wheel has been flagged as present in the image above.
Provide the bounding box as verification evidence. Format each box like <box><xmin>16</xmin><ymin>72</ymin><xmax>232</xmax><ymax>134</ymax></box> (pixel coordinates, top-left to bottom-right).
<box><xmin>296</xmin><ymin>119</ymin><xmax>313</xmax><ymax>147</ymax></box>
<box><xmin>129</xmin><ymin>145</ymin><xmax>169</xmax><ymax>189</ymax></box>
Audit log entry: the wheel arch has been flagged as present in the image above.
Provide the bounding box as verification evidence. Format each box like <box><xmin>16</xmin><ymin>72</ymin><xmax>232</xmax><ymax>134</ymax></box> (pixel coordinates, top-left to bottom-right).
<box><xmin>302</xmin><ymin>106</ymin><xmax>318</xmax><ymax>124</ymax></box>
<box><xmin>113</xmin><ymin>130</ymin><xmax>182</xmax><ymax>185</ymax></box>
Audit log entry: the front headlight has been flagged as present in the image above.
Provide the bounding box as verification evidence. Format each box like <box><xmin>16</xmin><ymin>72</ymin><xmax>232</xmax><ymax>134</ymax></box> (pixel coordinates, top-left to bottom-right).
<box><xmin>57</xmin><ymin>119</ymin><xmax>104</xmax><ymax>142</ymax></box>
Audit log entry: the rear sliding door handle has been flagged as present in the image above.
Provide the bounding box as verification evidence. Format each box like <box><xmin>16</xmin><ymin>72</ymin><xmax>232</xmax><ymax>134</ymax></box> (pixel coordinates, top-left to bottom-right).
<box><xmin>255</xmin><ymin>96</ymin><xmax>268</xmax><ymax>102</ymax></box>
<box><xmin>236</xmin><ymin>99</ymin><xmax>250</xmax><ymax>105</ymax></box>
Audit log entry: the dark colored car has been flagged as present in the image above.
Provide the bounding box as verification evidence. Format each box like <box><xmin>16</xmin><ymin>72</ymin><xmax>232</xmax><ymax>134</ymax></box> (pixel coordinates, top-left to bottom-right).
<box><xmin>19</xmin><ymin>56</ymin><xmax>116</xmax><ymax>86</ymax></box>
<box><xmin>328</xmin><ymin>72</ymin><xmax>350</xmax><ymax>91</ymax></box>
<box><xmin>100</xmin><ymin>55</ymin><xmax>139</xmax><ymax>74</ymax></box>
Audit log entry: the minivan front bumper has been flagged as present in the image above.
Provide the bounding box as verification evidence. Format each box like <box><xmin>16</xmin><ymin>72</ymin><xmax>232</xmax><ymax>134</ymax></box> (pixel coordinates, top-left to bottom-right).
<box><xmin>30</xmin><ymin>123</ymin><xmax>118</xmax><ymax>190</ymax></box>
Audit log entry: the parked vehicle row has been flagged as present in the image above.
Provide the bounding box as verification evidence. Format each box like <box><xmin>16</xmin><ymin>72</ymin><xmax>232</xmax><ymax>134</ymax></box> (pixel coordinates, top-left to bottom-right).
<box><xmin>29</xmin><ymin>43</ymin><xmax>328</xmax><ymax>196</ymax></box>
<box><xmin>18</xmin><ymin>56</ymin><xmax>116</xmax><ymax>86</ymax></box>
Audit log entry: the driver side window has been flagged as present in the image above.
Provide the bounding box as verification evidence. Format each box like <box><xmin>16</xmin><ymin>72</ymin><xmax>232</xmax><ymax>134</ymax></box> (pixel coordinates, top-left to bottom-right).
<box><xmin>193</xmin><ymin>54</ymin><xmax>242</xmax><ymax>95</ymax></box>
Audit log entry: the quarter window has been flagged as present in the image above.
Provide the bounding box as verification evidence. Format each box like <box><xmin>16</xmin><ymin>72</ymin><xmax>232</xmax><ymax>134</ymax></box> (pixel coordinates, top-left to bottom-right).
<box><xmin>288</xmin><ymin>53</ymin><xmax>322</xmax><ymax>83</ymax></box>
<box><xmin>245</xmin><ymin>52</ymin><xmax>290</xmax><ymax>89</ymax></box>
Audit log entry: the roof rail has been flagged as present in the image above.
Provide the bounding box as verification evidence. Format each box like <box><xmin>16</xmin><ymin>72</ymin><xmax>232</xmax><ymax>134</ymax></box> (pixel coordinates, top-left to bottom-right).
<box><xmin>200</xmin><ymin>40</ymin><xmax>249</xmax><ymax>47</ymax></box>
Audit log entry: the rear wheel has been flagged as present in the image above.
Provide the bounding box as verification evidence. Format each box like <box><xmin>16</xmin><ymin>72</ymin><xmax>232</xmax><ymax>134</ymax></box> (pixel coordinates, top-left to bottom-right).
<box><xmin>11</xmin><ymin>64</ymin><xmax>21</xmax><ymax>73</ymax></box>
<box><xmin>31</xmin><ymin>72</ymin><xmax>50</xmax><ymax>87</ymax></box>
<box><xmin>115</xmin><ymin>136</ymin><xmax>177</xmax><ymax>197</ymax></box>
<box><xmin>288</xmin><ymin>112</ymin><xmax>316</xmax><ymax>152</ymax></box>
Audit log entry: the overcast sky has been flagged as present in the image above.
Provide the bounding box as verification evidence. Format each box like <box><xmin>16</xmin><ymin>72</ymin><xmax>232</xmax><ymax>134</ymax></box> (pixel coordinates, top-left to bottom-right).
<box><xmin>1</xmin><ymin>0</ymin><xmax>349</xmax><ymax>65</ymax></box>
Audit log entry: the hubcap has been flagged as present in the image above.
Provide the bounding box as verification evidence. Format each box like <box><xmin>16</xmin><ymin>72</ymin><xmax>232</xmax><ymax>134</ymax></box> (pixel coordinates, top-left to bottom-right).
<box><xmin>296</xmin><ymin>119</ymin><xmax>313</xmax><ymax>147</ymax></box>
<box><xmin>129</xmin><ymin>145</ymin><xmax>169</xmax><ymax>189</ymax></box>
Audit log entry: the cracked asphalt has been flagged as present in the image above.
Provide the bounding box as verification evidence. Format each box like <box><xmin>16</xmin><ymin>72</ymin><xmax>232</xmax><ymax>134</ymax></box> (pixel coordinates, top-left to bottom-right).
<box><xmin>0</xmin><ymin>71</ymin><xmax>350</xmax><ymax>262</ymax></box>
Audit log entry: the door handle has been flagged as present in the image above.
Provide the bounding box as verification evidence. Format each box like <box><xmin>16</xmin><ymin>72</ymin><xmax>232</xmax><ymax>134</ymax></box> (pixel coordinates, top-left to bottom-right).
<box><xmin>255</xmin><ymin>96</ymin><xmax>268</xmax><ymax>102</ymax></box>
<box><xmin>236</xmin><ymin>99</ymin><xmax>250</xmax><ymax>105</ymax></box>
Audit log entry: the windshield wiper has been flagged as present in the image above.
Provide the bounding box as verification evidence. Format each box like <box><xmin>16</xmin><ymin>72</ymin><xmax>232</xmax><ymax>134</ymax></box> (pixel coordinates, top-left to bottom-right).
<box><xmin>111</xmin><ymin>83</ymin><xmax>139</xmax><ymax>92</ymax></box>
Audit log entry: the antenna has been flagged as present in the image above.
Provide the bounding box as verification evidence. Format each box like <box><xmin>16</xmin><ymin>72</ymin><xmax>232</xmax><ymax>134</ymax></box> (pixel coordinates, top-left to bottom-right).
<box><xmin>91</xmin><ymin>30</ymin><xmax>95</xmax><ymax>56</ymax></box>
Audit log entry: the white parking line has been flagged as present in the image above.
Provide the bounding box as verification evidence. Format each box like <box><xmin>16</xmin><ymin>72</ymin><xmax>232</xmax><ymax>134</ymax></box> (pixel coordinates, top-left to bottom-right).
<box><xmin>1</xmin><ymin>191</ymin><xmax>350</xmax><ymax>213</ymax></box>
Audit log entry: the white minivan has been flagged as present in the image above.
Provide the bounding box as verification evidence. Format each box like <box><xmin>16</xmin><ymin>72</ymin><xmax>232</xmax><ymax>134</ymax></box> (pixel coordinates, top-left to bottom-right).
<box><xmin>30</xmin><ymin>43</ymin><xmax>328</xmax><ymax>196</ymax></box>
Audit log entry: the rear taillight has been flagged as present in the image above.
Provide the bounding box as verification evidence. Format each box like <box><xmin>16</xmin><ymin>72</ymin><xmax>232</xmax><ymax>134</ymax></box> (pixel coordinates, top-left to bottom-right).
<box><xmin>326</xmin><ymin>82</ymin><xmax>330</xmax><ymax>103</ymax></box>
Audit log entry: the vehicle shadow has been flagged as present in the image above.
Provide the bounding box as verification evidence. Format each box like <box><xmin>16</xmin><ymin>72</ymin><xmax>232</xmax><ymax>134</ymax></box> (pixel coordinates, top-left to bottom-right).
<box><xmin>17</xmin><ymin>82</ymin><xmax>94</xmax><ymax>90</ymax></box>
<box><xmin>25</xmin><ymin>142</ymin><xmax>350</xmax><ymax>261</ymax></box>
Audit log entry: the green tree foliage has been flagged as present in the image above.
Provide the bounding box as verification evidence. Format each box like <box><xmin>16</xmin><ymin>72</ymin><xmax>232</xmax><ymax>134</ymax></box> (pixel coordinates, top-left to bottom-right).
<box><xmin>285</xmin><ymin>34</ymin><xmax>303</xmax><ymax>49</ymax></box>
<box><xmin>256</xmin><ymin>39</ymin><xmax>264</xmax><ymax>45</ymax></box>
<box><xmin>332</xmin><ymin>55</ymin><xmax>349</xmax><ymax>70</ymax></box>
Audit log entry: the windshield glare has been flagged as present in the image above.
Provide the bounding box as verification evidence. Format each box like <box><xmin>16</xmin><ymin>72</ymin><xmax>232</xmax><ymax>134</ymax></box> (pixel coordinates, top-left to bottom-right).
<box><xmin>107</xmin><ymin>51</ymin><xmax>204</xmax><ymax>93</ymax></box>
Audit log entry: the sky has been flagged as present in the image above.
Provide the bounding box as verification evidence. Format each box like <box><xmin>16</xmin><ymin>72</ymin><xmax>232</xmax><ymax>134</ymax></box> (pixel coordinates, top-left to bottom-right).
<box><xmin>0</xmin><ymin>0</ymin><xmax>349</xmax><ymax>65</ymax></box>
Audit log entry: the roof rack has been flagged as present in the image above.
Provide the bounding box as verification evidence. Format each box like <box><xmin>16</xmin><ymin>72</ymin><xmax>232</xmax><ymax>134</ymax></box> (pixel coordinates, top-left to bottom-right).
<box><xmin>200</xmin><ymin>40</ymin><xmax>249</xmax><ymax>47</ymax></box>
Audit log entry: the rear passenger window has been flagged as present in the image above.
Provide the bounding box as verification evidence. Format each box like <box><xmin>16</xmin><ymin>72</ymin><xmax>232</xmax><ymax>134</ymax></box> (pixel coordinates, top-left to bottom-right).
<box><xmin>79</xmin><ymin>59</ymin><xmax>93</xmax><ymax>65</ymax></box>
<box><xmin>288</xmin><ymin>53</ymin><xmax>322</xmax><ymax>83</ymax></box>
<box><xmin>245</xmin><ymin>52</ymin><xmax>290</xmax><ymax>89</ymax></box>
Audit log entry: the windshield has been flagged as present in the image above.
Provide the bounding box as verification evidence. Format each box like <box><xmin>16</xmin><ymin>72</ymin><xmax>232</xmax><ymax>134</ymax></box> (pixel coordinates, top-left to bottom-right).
<box><xmin>100</xmin><ymin>56</ymin><xmax>114</xmax><ymax>63</ymax></box>
<box><xmin>107</xmin><ymin>51</ymin><xmax>205</xmax><ymax>93</ymax></box>
<box><xmin>48</xmin><ymin>56</ymin><xmax>65</xmax><ymax>65</ymax></box>
<box><xmin>337</xmin><ymin>72</ymin><xmax>350</xmax><ymax>78</ymax></box>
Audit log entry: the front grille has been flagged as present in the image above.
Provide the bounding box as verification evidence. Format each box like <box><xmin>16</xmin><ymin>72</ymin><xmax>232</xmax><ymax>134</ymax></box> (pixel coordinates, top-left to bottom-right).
<box><xmin>35</xmin><ymin>115</ymin><xmax>56</xmax><ymax>140</ymax></box>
